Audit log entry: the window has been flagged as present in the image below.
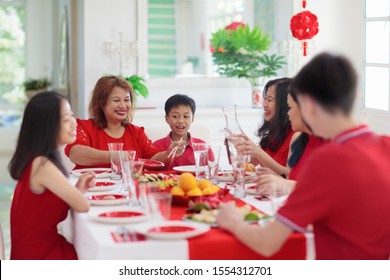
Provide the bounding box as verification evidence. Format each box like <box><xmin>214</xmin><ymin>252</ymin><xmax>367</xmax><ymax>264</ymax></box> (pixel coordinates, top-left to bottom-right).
<box><xmin>146</xmin><ymin>0</ymin><xmax>291</xmax><ymax>79</ymax></box>
<box><xmin>364</xmin><ymin>0</ymin><xmax>390</xmax><ymax>111</ymax></box>
<box><xmin>0</xmin><ymin>0</ymin><xmax>25</xmax><ymax>127</ymax></box>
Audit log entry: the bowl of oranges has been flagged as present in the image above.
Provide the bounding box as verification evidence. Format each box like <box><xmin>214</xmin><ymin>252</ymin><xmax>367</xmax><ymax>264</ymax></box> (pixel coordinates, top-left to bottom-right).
<box><xmin>170</xmin><ymin>172</ymin><xmax>222</xmax><ymax>206</ymax></box>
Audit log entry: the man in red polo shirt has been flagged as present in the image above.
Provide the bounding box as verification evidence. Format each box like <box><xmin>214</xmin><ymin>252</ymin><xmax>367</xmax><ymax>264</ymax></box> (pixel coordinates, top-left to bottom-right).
<box><xmin>217</xmin><ymin>53</ymin><xmax>390</xmax><ymax>259</ymax></box>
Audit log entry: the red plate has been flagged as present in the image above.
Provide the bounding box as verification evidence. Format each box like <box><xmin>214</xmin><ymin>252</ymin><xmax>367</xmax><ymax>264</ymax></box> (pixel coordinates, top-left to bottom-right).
<box><xmin>136</xmin><ymin>158</ymin><xmax>165</xmax><ymax>171</ymax></box>
<box><xmin>98</xmin><ymin>211</ymin><xmax>144</xmax><ymax>218</ymax></box>
<box><xmin>95</xmin><ymin>182</ymin><xmax>116</xmax><ymax>187</ymax></box>
<box><xmin>88</xmin><ymin>194</ymin><xmax>126</xmax><ymax>201</ymax></box>
<box><xmin>147</xmin><ymin>225</ymin><xmax>195</xmax><ymax>233</ymax></box>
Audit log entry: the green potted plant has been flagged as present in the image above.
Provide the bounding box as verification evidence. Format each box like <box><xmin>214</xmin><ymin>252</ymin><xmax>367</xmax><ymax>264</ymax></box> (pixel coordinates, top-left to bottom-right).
<box><xmin>210</xmin><ymin>22</ymin><xmax>286</xmax><ymax>107</ymax></box>
<box><xmin>124</xmin><ymin>75</ymin><xmax>149</xmax><ymax>100</ymax></box>
<box><xmin>23</xmin><ymin>78</ymin><xmax>51</xmax><ymax>100</ymax></box>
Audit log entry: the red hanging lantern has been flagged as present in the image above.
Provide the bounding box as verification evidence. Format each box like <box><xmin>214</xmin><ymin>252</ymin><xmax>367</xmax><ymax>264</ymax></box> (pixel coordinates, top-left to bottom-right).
<box><xmin>290</xmin><ymin>10</ymin><xmax>319</xmax><ymax>56</ymax></box>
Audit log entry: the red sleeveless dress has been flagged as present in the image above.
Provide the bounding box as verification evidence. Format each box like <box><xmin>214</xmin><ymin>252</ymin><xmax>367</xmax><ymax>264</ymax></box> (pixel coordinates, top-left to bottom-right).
<box><xmin>10</xmin><ymin>162</ymin><xmax>77</xmax><ymax>259</ymax></box>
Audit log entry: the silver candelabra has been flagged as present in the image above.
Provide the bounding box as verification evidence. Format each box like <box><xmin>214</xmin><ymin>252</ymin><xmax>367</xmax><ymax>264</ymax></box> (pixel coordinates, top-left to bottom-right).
<box><xmin>103</xmin><ymin>32</ymin><xmax>138</xmax><ymax>76</ymax></box>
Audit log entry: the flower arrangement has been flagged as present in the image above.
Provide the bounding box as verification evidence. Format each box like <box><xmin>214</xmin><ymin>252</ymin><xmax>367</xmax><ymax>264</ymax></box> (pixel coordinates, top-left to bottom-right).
<box><xmin>210</xmin><ymin>22</ymin><xmax>286</xmax><ymax>86</ymax></box>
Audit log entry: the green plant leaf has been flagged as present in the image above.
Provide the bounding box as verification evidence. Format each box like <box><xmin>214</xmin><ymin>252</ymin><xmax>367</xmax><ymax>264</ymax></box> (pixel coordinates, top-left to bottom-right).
<box><xmin>124</xmin><ymin>75</ymin><xmax>149</xmax><ymax>99</ymax></box>
<box><xmin>210</xmin><ymin>24</ymin><xmax>286</xmax><ymax>84</ymax></box>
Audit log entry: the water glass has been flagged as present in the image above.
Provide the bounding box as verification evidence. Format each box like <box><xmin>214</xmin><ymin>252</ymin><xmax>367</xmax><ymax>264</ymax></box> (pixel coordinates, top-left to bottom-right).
<box><xmin>119</xmin><ymin>150</ymin><xmax>139</xmax><ymax>205</ymax></box>
<box><xmin>231</xmin><ymin>154</ymin><xmax>250</xmax><ymax>198</ymax></box>
<box><xmin>108</xmin><ymin>142</ymin><xmax>124</xmax><ymax>180</ymax></box>
<box><xmin>131</xmin><ymin>160</ymin><xmax>144</xmax><ymax>180</ymax></box>
<box><xmin>150</xmin><ymin>192</ymin><xmax>172</xmax><ymax>221</ymax></box>
<box><xmin>206</xmin><ymin>145</ymin><xmax>221</xmax><ymax>184</ymax></box>
<box><xmin>193</xmin><ymin>143</ymin><xmax>209</xmax><ymax>180</ymax></box>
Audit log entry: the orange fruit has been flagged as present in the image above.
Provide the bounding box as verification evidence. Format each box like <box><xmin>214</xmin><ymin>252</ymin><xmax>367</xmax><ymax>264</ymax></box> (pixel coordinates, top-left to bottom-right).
<box><xmin>210</xmin><ymin>185</ymin><xmax>220</xmax><ymax>193</ymax></box>
<box><xmin>179</xmin><ymin>172</ymin><xmax>198</xmax><ymax>192</ymax></box>
<box><xmin>245</xmin><ymin>163</ymin><xmax>255</xmax><ymax>172</ymax></box>
<box><xmin>187</xmin><ymin>187</ymin><xmax>203</xmax><ymax>197</ymax></box>
<box><xmin>202</xmin><ymin>187</ymin><xmax>218</xmax><ymax>195</ymax></box>
<box><xmin>197</xmin><ymin>179</ymin><xmax>212</xmax><ymax>190</ymax></box>
<box><xmin>170</xmin><ymin>186</ymin><xmax>185</xmax><ymax>196</ymax></box>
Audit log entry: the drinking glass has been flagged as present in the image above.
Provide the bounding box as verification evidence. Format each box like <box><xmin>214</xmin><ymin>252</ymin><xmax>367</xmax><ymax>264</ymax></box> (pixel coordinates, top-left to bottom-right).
<box><xmin>108</xmin><ymin>142</ymin><xmax>124</xmax><ymax>180</ymax></box>
<box><xmin>206</xmin><ymin>145</ymin><xmax>221</xmax><ymax>184</ymax></box>
<box><xmin>150</xmin><ymin>192</ymin><xmax>172</xmax><ymax>221</ymax></box>
<box><xmin>119</xmin><ymin>150</ymin><xmax>140</xmax><ymax>205</ymax></box>
<box><xmin>230</xmin><ymin>154</ymin><xmax>250</xmax><ymax>198</ymax></box>
<box><xmin>192</xmin><ymin>143</ymin><xmax>209</xmax><ymax>180</ymax></box>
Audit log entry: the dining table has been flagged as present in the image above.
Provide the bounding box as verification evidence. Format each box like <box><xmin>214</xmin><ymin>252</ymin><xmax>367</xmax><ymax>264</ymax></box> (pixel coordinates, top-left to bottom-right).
<box><xmin>60</xmin><ymin>170</ymin><xmax>314</xmax><ymax>260</ymax></box>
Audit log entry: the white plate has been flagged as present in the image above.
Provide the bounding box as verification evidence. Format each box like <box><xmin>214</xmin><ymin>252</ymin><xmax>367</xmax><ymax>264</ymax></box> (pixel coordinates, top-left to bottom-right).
<box><xmin>173</xmin><ymin>165</ymin><xmax>205</xmax><ymax>174</ymax></box>
<box><xmin>135</xmin><ymin>220</ymin><xmax>210</xmax><ymax>240</ymax></box>
<box><xmin>88</xmin><ymin>181</ymin><xmax>117</xmax><ymax>192</ymax></box>
<box><xmin>218</xmin><ymin>171</ymin><xmax>256</xmax><ymax>182</ymax></box>
<box><xmin>71</xmin><ymin>168</ymin><xmax>112</xmax><ymax>178</ymax></box>
<box><xmin>88</xmin><ymin>208</ymin><xmax>149</xmax><ymax>224</ymax></box>
<box><xmin>86</xmin><ymin>193</ymin><xmax>128</xmax><ymax>206</ymax></box>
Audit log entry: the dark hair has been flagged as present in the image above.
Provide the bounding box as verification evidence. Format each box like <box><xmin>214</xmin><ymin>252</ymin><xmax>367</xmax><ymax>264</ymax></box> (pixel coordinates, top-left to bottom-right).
<box><xmin>9</xmin><ymin>91</ymin><xmax>68</xmax><ymax>179</ymax></box>
<box><xmin>164</xmin><ymin>94</ymin><xmax>196</xmax><ymax>116</ymax></box>
<box><xmin>89</xmin><ymin>75</ymin><xmax>135</xmax><ymax>128</ymax></box>
<box><xmin>257</xmin><ymin>77</ymin><xmax>292</xmax><ymax>152</ymax></box>
<box><xmin>287</xmin><ymin>85</ymin><xmax>309</xmax><ymax>167</ymax></box>
<box><xmin>292</xmin><ymin>52</ymin><xmax>357</xmax><ymax>114</ymax></box>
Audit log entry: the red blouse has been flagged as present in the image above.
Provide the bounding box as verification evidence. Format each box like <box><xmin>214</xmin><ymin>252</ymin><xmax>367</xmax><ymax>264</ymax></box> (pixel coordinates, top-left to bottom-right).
<box><xmin>64</xmin><ymin>119</ymin><xmax>164</xmax><ymax>169</ymax></box>
<box><xmin>264</xmin><ymin>130</ymin><xmax>295</xmax><ymax>166</ymax></box>
<box><xmin>288</xmin><ymin>134</ymin><xmax>325</xmax><ymax>180</ymax></box>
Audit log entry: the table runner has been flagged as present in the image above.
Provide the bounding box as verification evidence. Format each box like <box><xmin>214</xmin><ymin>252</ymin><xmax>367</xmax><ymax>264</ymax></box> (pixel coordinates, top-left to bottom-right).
<box><xmin>169</xmin><ymin>194</ymin><xmax>306</xmax><ymax>260</ymax></box>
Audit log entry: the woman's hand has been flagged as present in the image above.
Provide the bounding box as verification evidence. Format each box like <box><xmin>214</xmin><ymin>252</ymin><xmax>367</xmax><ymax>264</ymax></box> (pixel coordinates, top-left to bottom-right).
<box><xmin>216</xmin><ymin>201</ymin><xmax>245</xmax><ymax>231</ymax></box>
<box><xmin>234</xmin><ymin>134</ymin><xmax>263</xmax><ymax>159</ymax></box>
<box><xmin>253</xmin><ymin>173</ymin><xmax>292</xmax><ymax>195</ymax></box>
<box><xmin>75</xmin><ymin>172</ymin><xmax>96</xmax><ymax>193</ymax></box>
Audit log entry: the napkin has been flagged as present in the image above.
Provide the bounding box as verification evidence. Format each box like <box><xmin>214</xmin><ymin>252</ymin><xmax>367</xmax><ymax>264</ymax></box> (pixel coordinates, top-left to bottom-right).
<box><xmin>111</xmin><ymin>231</ymin><xmax>146</xmax><ymax>242</ymax></box>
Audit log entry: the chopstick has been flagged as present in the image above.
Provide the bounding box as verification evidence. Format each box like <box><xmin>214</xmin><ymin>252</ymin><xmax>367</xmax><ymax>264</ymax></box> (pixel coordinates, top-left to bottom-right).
<box><xmin>167</xmin><ymin>137</ymin><xmax>183</xmax><ymax>158</ymax></box>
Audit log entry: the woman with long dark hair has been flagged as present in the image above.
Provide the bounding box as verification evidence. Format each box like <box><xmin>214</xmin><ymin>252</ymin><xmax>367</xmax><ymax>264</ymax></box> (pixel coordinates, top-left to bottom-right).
<box><xmin>253</xmin><ymin>86</ymin><xmax>325</xmax><ymax>193</ymax></box>
<box><xmin>9</xmin><ymin>92</ymin><xmax>95</xmax><ymax>259</ymax></box>
<box><xmin>236</xmin><ymin>77</ymin><xmax>297</xmax><ymax>176</ymax></box>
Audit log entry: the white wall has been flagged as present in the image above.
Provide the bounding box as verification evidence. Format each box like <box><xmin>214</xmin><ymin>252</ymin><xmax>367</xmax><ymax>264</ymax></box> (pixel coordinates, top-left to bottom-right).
<box><xmin>79</xmin><ymin>0</ymin><xmax>138</xmax><ymax>117</ymax></box>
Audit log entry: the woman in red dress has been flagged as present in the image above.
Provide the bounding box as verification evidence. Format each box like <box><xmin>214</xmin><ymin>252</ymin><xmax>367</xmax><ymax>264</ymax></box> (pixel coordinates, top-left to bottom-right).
<box><xmin>9</xmin><ymin>92</ymin><xmax>95</xmax><ymax>259</ymax></box>
<box><xmin>235</xmin><ymin>78</ymin><xmax>298</xmax><ymax>176</ymax></box>
<box><xmin>65</xmin><ymin>76</ymin><xmax>181</xmax><ymax>170</ymax></box>
<box><xmin>253</xmin><ymin>85</ymin><xmax>325</xmax><ymax>194</ymax></box>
